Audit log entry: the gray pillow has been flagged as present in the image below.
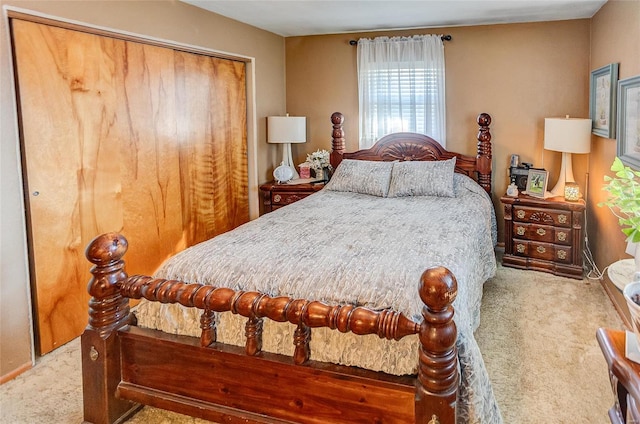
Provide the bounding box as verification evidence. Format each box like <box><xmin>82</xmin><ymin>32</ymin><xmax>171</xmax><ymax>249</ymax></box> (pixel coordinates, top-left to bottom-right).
<box><xmin>324</xmin><ymin>159</ymin><xmax>394</xmax><ymax>197</ymax></box>
<box><xmin>387</xmin><ymin>157</ymin><xmax>457</xmax><ymax>197</ymax></box>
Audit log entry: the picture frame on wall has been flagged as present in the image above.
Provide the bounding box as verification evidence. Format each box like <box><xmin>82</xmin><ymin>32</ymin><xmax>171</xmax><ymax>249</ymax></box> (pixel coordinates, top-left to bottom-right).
<box><xmin>525</xmin><ymin>169</ymin><xmax>548</xmax><ymax>198</ymax></box>
<box><xmin>617</xmin><ymin>75</ymin><xmax>640</xmax><ymax>170</ymax></box>
<box><xmin>589</xmin><ymin>63</ymin><xmax>619</xmax><ymax>139</ymax></box>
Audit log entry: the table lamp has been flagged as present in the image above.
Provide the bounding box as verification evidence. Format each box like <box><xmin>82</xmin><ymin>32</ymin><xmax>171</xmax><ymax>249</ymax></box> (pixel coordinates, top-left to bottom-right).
<box><xmin>544</xmin><ymin>116</ymin><xmax>591</xmax><ymax>199</ymax></box>
<box><xmin>267</xmin><ymin>114</ymin><xmax>306</xmax><ymax>179</ymax></box>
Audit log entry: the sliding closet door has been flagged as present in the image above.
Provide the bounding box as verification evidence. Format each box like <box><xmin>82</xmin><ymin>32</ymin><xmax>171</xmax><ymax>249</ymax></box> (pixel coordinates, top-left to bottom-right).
<box><xmin>11</xmin><ymin>19</ymin><xmax>248</xmax><ymax>354</ymax></box>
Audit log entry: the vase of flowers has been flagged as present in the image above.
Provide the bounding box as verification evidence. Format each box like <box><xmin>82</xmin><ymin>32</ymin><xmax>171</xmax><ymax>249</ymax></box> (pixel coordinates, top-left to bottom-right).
<box><xmin>306</xmin><ymin>149</ymin><xmax>332</xmax><ymax>181</ymax></box>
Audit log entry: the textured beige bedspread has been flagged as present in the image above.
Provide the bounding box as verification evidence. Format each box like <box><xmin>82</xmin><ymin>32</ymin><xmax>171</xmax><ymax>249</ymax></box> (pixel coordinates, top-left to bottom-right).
<box><xmin>135</xmin><ymin>174</ymin><xmax>502</xmax><ymax>423</ymax></box>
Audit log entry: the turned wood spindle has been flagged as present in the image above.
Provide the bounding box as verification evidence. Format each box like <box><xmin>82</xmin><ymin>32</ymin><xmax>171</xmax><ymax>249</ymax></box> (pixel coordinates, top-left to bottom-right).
<box><xmin>330</xmin><ymin>111</ymin><xmax>345</xmax><ymax>169</ymax></box>
<box><xmin>293</xmin><ymin>302</ymin><xmax>312</xmax><ymax>364</ymax></box>
<box><xmin>415</xmin><ymin>266</ymin><xmax>458</xmax><ymax>424</ymax></box>
<box><xmin>85</xmin><ymin>232</ymin><xmax>132</xmax><ymax>337</ymax></box>
<box><xmin>476</xmin><ymin>113</ymin><xmax>492</xmax><ymax>193</ymax></box>
<box><xmin>82</xmin><ymin>233</ymin><xmax>137</xmax><ymax>424</ymax></box>
<box><xmin>293</xmin><ymin>323</ymin><xmax>311</xmax><ymax>365</ymax></box>
<box><xmin>245</xmin><ymin>316</ymin><xmax>263</xmax><ymax>356</ymax></box>
<box><xmin>200</xmin><ymin>309</ymin><xmax>216</xmax><ymax>347</ymax></box>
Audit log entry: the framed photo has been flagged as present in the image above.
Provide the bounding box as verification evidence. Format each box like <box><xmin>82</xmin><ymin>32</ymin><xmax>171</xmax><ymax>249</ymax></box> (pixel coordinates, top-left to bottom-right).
<box><xmin>525</xmin><ymin>169</ymin><xmax>548</xmax><ymax>198</ymax></box>
<box><xmin>590</xmin><ymin>63</ymin><xmax>619</xmax><ymax>138</ymax></box>
<box><xmin>617</xmin><ymin>75</ymin><xmax>640</xmax><ymax>169</ymax></box>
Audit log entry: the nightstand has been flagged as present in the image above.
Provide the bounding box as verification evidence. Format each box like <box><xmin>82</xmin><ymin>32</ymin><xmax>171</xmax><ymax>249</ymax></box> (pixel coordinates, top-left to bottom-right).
<box><xmin>597</xmin><ymin>328</ymin><xmax>640</xmax><ymax>424</ymax></box>
<box><xmin>259</xmin><ymin>182</ymin><xmax>324</xmax><ymax>213</ymax></box>
<box><xmin>501</xmin><ymin>193</ymin><xmax>585</xmax><ymax>279</ymax></box>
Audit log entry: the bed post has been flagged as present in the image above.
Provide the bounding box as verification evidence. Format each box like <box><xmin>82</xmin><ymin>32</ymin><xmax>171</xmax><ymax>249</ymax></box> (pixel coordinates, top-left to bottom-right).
<box><xmin>330</xmin><ymin>111</ymin><xmax>345</xmax><ymax>169</ymax></box>
<box><xmin>476</xmin><ymin>113</ymin><xmax>492</xmax><ymax>193</ymax></box>
<box><xmin>415</xmin><ymin>267</ymin><xmax>458</xmax><ymax>424</ymax></box>
<box><xmin>81</xmin><ymin>233</ymin><xmax>139</xmax><ymax>424</ymax></box>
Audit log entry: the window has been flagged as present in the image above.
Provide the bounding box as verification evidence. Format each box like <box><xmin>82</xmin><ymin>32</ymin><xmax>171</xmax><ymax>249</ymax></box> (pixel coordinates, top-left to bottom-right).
<box><xmin>357</xmin><ymin>35</ymin><xmax>446</xmax><ymax>149</ymax></box>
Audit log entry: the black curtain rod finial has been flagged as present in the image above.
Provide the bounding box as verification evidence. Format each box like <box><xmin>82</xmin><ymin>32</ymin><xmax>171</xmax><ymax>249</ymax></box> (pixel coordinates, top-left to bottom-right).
<box><xmin>349</xmin><ymin>34</ymin><xmax>451</xmax><ymax>45</ymax></box>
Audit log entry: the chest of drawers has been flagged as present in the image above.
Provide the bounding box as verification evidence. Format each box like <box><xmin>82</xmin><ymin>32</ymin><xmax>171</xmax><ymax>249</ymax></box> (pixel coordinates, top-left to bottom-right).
<box><xmin>501</xmin><ymin>194</ymin><xmax>585</xmax><ymax>279</ymax></box>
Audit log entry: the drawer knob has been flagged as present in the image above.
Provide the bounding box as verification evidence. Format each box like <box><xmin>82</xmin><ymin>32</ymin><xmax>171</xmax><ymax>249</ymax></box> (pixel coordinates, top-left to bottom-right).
<box><xmin>273</xmin><ymin>194</ymin><xmax>281</xmax><ymax>203</ymax></box>
<box><xmin>516</xmin><ymin>226</ymin><xmax>526</xmax><ymax>236</ymax></box>
<box><xmin>557</xmin><ymin>250</ymin><xmax>567</xmax><ymax>260</ymax></box>
<box><xmin>536</xmin><ymin>246</ymin><xmax>546</xmax><ymax>254</ymax></box>
<box><xmin>516</xmin><ymin>210</ymin><xmax>526</xmax><ymax>219</ymax></box>
<box><xmin>516</xmin><ymin>244</ymin><xmax>526</xmax><ymax>253</ymax></box>
<box><xmin>557</xmin><ymin>232</ymin><xmax>567</xmax><ymax>242</ymax></box>
<box><xmin>536</xmin><ymin>228</ymin><xmax>546</xmax><ymax>236</ymax></box>
<box><xmin>558</xmin><ymin>214</ymin><xmax>568</xmax><ymax>224</ymax></box>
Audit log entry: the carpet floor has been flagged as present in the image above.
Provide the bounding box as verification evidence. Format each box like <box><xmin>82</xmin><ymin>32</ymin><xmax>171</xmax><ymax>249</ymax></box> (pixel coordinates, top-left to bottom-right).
<box><xmin>0</xmin><ymin>260</ymin><xmax>624</xmax><ymax>423</ymax></box>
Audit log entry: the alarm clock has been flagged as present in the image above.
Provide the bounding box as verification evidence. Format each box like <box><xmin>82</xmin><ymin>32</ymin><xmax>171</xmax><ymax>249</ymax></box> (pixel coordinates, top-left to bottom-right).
<box><xmin>273</xmin><ymin>163</ymin><xmax>294</xmax><ymax>183</ymax></box>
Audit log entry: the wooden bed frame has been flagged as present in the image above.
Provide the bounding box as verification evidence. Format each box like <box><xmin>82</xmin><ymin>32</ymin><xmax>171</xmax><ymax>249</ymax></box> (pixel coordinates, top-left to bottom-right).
<box><xmin>81</xmin><ymin>112</ymin><xmax>492</xmax><ymax>424</ymax></box>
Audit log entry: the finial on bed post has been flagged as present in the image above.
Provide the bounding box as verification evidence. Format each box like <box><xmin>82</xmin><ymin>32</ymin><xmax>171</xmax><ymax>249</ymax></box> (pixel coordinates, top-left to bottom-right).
<box><xmin>415</xmin><ymin>266</ymin><xmax>458</xmax><ymax>424</ymax></box>
<box><xmin>476</xmin><ymin>113</ymin><xmax>492</xmax><ymax>193</ymax></box>
<box><xmin>330</xmin><ymin>112</ymin><xmax>345</xmax><ymax>169</ymax></box>
<box><xmin>85</xmin><ymin>232</ymin><xmax>131</xmax><ymax>336</ymax></box>
<box><xmin>81</xmin><ymin>233</ymin><xmax>138</xmax><ymax>424</ymax></box>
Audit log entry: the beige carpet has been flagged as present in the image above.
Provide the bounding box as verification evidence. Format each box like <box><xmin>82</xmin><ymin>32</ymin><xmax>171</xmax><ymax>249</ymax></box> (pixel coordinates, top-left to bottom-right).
<box><xmin>0</xmin><ymin>260</ymin><xmax>624</xmax><ymax>423</ymax></box>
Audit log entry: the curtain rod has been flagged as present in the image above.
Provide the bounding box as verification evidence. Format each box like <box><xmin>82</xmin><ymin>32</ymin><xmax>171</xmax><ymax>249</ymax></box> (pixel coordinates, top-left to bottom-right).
<box><xmin>349</xmin><ymin>35</ymin><xmax>451</xmax><ymax>45</ymax></box>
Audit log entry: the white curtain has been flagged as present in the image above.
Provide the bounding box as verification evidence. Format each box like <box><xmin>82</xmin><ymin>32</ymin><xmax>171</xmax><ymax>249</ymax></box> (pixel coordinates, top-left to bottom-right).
<box><xmin>357</xmin><ymin>35</ymin><xmax>446</xmax><ymax>149</ymax></box>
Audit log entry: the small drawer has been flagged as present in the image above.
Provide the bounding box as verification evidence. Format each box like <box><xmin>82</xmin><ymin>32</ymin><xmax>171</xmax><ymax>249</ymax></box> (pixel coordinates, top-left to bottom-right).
<box><xmin>554</xmin><ymin>228</ymin><xmax>572</xmax><ymax>245</ymax></box>
<box><xmin>512</xmin><ymin>241</ymin><xmax>572</xmax><ymax>263</ymax></box>
<box><xmin>512</xmin><ymin>206</ymin><xmax>572</xmax><ymax>228</ymax></box>
<box><xmin>272</xmin><ymin>192</ymin><xmax>310</xmax><ymax>206</ymax></box>
<box><xmin>512</xmin><ymin>223</ymin><xmax>572</xmax><ymax>245</ymax></box>
<box><xmin>512</xmin><ymin>223</ymin><xmax>554</xmax><ymax>243</ymax></box>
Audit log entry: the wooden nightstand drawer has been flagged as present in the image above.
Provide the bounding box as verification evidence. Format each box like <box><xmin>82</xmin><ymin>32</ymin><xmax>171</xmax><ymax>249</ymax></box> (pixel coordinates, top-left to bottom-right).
<box><xmin>272</xmin><ymin>192</ymin><xmax>312</xmax><ymax>206</ymax></box>
<box><xmin>512</xmin><ymin>240</ymin><xmax>572</xmax><ymax>263</ymax></box>
<box><xmin>512</xmin><ymin>223</ymin><xmax>572</xmax><ymax>245</ymax></box>
<box><xmin>260</xmin><ymin>182</ymin><xmax>324</xmax><ymax>213</ymax></box>
<box><xmin>512</xmin><ymin>206</ymin><xmax>572</xmax><ymax>227</ymax></box>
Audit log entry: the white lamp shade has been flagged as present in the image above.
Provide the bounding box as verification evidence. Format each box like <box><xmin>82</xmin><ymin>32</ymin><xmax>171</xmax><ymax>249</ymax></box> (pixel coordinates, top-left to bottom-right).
<box><xmin>267</xmin><ymin>116</ymin><xmax>306</xmax><ymax>144</ymax></box>
<box><xmin>544</xmin><ymin>117</ymin><xmax>591</xmax><ymax>154</ymax></box>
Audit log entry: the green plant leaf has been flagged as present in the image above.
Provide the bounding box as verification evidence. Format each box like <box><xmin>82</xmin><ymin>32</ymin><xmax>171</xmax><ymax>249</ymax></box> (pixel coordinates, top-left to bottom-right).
<box><xmin>600</xmin><ymin>157</ymin><xmax>640</xmax><ymax>243</ymax></box>
<box><xmin>611</xmin><ymin>157</ymin><xmax>625</xmax><ymax>172</ymax></box>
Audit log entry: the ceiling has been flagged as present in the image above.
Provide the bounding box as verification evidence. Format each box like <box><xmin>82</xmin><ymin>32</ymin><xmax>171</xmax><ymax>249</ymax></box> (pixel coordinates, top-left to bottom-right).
<box><xmin>181</xmin><ymin>0</ymin><xmax>607</xmax><ymax>37</ymax></box>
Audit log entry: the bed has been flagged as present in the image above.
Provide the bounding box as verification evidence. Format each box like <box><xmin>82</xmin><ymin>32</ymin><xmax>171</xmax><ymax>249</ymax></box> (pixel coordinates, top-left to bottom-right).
<box><xmin>81</xmin><ymin>112</ymin><xmax>499</xmax><ymax>424</ymax></box>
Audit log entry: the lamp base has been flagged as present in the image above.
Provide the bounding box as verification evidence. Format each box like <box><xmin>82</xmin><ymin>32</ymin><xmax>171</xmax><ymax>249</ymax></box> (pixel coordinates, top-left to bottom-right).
<box><xmin>548</xmin><ymin>151</ymin><xmax>576</xmax><ymax>198</ymax></box>
<box><xmin>280</xmin><ymin>142</ymin><xmax>300</xmax><ymax>180</ymax></box>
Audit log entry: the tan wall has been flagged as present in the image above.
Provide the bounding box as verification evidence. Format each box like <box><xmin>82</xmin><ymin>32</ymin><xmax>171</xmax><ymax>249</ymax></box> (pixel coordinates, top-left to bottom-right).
<box><xmin>285</xmin><ymin>19</ymin><xmax>591</xmax><ymax>242</ymax></box>
<box><xmin>588</xmin><ymin>0</ymin><xmax>640</xmax><ymax>308</ymax></box>
<box><xmin>0</xmin><ymin>0</ymin><xmax>285</xmax><ymax>378</ymax></box>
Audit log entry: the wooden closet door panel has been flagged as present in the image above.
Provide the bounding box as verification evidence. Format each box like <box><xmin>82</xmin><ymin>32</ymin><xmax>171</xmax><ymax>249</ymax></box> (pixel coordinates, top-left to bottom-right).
<box><xmin>12</xmin><ymin>20</ymin><xmax>125</xmax><ymax>353</ymax></box>
<box><xmin>208</xmin><ymin>57</ymin><xmax>249</xmax><ymax>233</ymax></box>
<box><xmin>118</xmin><ymin>41</ymin><xmax>184</xmax><ymax>275</ymax></box>
<box><xmin>12</xmin><ymin>19</ymin><xmax>249</xmax><ymax>355</ymax></box>
<box><xmin>174</xmin><ymin>52</ymin><xmax>249</xmax><ymax>246</ymax></box>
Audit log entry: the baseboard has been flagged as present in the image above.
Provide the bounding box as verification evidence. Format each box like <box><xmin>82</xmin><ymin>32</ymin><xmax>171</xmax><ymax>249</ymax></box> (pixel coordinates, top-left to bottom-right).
<box><xmin>0</xmin><ymin>361</ymin><xmax>33</xmax><ymax>385</ymax></box>
<box><xmin>599</xmin><ymin>277</ymin><xmax>632</xmax><ymax>330</ymax></box>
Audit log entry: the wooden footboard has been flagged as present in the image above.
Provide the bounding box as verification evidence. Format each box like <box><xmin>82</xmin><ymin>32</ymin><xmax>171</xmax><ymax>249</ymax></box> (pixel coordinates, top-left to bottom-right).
<box><xmin>81</xmin><ymin>233</ymin><xmax>459</xmax><ymax>424</ymax></box>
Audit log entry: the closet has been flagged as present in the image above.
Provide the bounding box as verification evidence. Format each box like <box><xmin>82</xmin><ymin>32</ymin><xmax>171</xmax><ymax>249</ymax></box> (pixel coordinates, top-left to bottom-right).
<box><xmin>11</xmin><ymin>18</ymin><xmax>249</xmax><ymax>354</ymax></box>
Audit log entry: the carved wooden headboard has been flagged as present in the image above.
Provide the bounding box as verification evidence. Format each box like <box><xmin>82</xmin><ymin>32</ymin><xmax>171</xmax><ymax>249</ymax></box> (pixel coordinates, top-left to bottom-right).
<box><xmin>329</xmin><ymin>112</ymin><xmax>493</xmax><ymax>193</ymax></box>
